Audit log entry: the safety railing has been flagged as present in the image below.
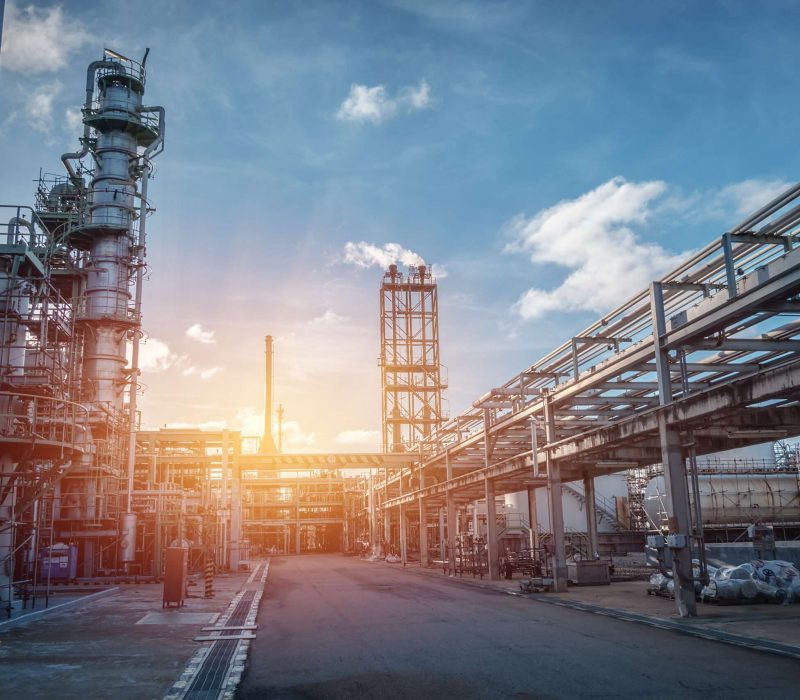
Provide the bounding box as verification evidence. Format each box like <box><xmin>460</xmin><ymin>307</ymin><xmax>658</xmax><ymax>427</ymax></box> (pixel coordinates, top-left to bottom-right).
<box><xmin>0</xmin><ymin>391</ymin><xmax>88</xmax><ymax>447</ymax></box>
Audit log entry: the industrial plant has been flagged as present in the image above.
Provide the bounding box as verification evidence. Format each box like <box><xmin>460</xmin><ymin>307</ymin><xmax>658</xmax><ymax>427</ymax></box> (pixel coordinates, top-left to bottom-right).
<box><xmin>2</xmin><ymin>45</ymin><xmax>800</xmax><ymax>699</ymax></box>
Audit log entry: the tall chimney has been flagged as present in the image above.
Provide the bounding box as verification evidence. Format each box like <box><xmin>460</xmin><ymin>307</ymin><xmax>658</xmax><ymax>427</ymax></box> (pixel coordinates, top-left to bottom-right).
<box><xmin>261</xmin><ymin>335</ymin><xmax>278</xmax><ymax>453</ymax></box>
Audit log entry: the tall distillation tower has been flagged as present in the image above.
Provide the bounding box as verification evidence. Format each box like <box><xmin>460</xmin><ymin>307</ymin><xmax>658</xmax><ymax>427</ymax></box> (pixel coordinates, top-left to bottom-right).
<box><xmin>57</xmin><ymin>50</ymin><xmax>164</xmax><ymax>575</ymax></box>
<box><xmin>379</xmin><ymin>265</ymin><xmax>446</xmax><ymax>452</ymax></box>
<box><xmin>1</xmin><ymin>49</ymin><xmax>164</xmax><ymax>608</ymax></box>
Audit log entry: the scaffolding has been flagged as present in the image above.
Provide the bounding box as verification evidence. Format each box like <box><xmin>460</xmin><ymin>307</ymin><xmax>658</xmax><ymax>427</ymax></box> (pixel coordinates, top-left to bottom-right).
<box><xmin>379</xmin><ymin>264</ymin><xmax>447</xmax><ymax>453</ymax></box>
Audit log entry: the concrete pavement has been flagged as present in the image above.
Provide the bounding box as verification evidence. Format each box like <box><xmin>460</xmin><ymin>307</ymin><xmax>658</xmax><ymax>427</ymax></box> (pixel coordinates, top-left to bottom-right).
<box><xmin>0</xmin><ymin>567</ymin><xmax>258</xmax><ymax>700</ymax></box>
<box><xmin>391</xmin><ymin>561</ymin><xmax>800</xmax><ymax>658</ymax></box>
<box><xmin>238</xmin><ymin>555</ymin><xmax>800</xmax><ymax>699</ymax></box>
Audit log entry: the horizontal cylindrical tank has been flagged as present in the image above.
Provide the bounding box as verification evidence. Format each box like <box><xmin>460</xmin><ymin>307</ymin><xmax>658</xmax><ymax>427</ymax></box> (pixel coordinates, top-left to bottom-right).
<box><xmin>645</xmin><ymin>472</ymin><xmax>800</xmax><ymax>526</ymax></box>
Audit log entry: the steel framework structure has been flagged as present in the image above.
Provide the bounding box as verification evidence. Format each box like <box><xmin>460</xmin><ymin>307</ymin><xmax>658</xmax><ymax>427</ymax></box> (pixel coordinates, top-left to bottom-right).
<box><xmin>380</xmin><ymin>264</ymin><xmax>447</xmax><ymax>452</ymax></box>
<box><xmin>378</xmin><ymin>183</ymin><xmax>800</xmax><ymax>617</ymax></box>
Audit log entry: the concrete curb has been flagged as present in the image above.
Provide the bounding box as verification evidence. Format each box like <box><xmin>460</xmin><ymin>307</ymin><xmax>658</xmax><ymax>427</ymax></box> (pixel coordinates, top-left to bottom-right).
<box><xmin>379</xmin><ymin>560</ymin><xmax>800</xmax><ymax>661</ymax></box>
<box><xmin>0</xmin><ymin>587</ymin><xmax>119</xmax><ymax>633</ymax></box>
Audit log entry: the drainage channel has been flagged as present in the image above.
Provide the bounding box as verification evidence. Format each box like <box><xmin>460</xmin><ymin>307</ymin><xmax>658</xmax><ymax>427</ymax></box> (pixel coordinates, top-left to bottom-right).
<box><xmin>165</xmin><ymin>559</ymin><xmax>270</xmax><ymax>700</ymax></box>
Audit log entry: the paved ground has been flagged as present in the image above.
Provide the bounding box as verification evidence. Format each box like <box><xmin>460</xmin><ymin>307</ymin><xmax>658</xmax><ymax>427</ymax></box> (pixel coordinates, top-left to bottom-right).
<box><xmin>0</xmin><ymin>571</ymin><xmax>253</xmax><ymax>700</ymax></box>
<box><xmin>411</xmin><ymin>565</ymin><xmax>800</xmax><ymax>651</ymax></box>
<box><xmin>238</xmin><ymin>555</ymin><xmax>800</xmax><ymax>700</ymax></box>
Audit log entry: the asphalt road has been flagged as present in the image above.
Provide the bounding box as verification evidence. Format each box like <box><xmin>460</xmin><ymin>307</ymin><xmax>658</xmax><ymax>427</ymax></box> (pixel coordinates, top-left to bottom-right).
<box><xmin>238</xmin><ymin>555</ymin><xmax>799</xmax><ymax>699</ymax></box>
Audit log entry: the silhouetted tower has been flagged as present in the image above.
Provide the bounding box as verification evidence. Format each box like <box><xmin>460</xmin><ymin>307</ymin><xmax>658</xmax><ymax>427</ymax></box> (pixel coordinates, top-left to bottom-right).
<box><xmin>260</xmin><ymin>335</ymin><xmax>278</xmax><ymax>453</ymax></box>
<box><xmin>380</xmin><ymin>265</ymin><xmax>446</xmax><ymax>452</ymax></box>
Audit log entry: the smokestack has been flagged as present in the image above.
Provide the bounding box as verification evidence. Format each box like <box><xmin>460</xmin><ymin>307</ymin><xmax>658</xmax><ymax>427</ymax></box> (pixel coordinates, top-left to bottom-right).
<box><xmin>260</xmin><ymin>335</ymin><xmax>278</xmax><ymax>453</ymax></box>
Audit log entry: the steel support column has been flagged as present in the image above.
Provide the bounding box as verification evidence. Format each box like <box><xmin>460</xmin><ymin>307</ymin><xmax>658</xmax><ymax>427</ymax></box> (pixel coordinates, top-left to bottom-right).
<box><xmin>418</xmin><ymin>498</ymin><xmax>428</xmax><ymax>566</ymax></box>
<box><xmin>399</xmin><ymin>503</ymin><xmax>407</xmax><ymax>565</ymax></box>
<box><xmin>485</xmin><ymin>476</ymin><xmax>500</xmax><ymax>580</ymax></box>
<box><xmin>583</xmin><ymin>474</ymin><xmax>599</xmax><ymax>559</ymax></box>
<box><xmin>383</xmin><ymin>506</ymin><xmax>391</xmax><ymax>555</ymax></box>
<box><xmin>438</xmin><ymin>507</ymin><xmax>446</xmax><ymax>563</ymax></box>
<box><xmin>544</xmin><ymin>392</ymin><xmax>568</xmax><ymax>591</ymax></box>
<box><xmin>651</xmin><ymin>281</ymin><xmax>697</xmax><ymax>617</ymax></box>
<box><xmin>446</xmin><ymin>449</ymin><xmax>456</xmax><ymax>575</ymax></box>
<box><xmin>368</xmin><ymin>471</ymin><xmax>376</xmax><ymax>553</ymax></box>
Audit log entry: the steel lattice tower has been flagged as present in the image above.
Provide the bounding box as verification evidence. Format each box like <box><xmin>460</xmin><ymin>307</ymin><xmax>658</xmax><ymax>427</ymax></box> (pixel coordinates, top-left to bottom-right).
<box><xmin>380</xmin><ymin>264</ymin><xmax>446</xmax><ymax>452</ymax></box>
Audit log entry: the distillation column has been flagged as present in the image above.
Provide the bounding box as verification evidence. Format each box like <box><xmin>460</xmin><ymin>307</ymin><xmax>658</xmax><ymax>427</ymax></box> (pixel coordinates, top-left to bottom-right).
<box><xmin>61</xmin><ymin>51</ymin><xmax>164</xmax><ymax>574</ymax></box>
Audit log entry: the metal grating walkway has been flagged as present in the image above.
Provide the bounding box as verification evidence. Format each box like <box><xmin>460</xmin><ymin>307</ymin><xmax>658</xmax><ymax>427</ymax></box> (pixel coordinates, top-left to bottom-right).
<box><xmin>183</xmin><ymin>591</ymin><xmax>255</xmax><ymax>698</ymax></box>
<box><xmin>166</xmin><ymin>560</ymin><xmax>269</xmax><ymax>700</ymax></box>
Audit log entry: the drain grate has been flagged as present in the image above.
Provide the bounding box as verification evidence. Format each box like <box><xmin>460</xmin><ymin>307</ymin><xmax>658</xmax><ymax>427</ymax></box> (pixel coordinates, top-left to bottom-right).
<box><xmin>226</xmin><ymin>591</ymin><xmax>255</xmax><ymax>627</ymax></box>
<box><xmin>183</xmin><ymin>639</ymin><xmax>239</xmax><ymax>697</ymax></box>
<box><xmin>165</xmin><ymin>561</ymin><xmax>269</xmax><ymax>700</ymax></box>
<box><xmin>183</xmin><ymin>591</ymin><xmax>256</xmax><ymax>697</ymax></box>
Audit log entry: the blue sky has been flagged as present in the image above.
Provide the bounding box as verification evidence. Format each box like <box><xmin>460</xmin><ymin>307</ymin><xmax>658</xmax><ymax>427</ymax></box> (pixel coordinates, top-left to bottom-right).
<box><xmin>1</xmin><ymin>0</ymin><xmax>798</xmax><ymax>450</ymax></box>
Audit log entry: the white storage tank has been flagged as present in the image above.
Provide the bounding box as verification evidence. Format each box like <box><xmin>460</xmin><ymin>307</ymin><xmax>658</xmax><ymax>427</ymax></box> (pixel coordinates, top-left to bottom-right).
<box><xmin>644</xmin><ymin>472</ymin><xmax>800</xmax><ymax>527</ymax></box>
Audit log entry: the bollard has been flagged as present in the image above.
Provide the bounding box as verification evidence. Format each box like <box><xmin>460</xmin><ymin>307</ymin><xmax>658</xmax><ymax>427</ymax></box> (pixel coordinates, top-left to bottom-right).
<box><xmin>204</xmin><ymin>553</ymin><xmax>214</xmax><ymax>598</ymax></box>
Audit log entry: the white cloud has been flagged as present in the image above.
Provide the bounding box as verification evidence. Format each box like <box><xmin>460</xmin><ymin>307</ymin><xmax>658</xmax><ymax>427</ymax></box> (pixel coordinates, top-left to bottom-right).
<box><xmin>337</xmin><ymin>84</ymin><xmax>390</xmax><ymax>123</ymax></box>
<box><xmin>714</xmin><ymin>179</ymin><xmax>792</xmax><ymax>219</ymax></box>
<box><xmin>1</xmin><ymin>2</ymin><xmax>91</xmax><ymax>75</ymax></box>
<box><xmin>506</xmin><ymin>177</ymin><xmax>687</xmax><ymax>320</ymax></box>
<box><xmin>335</xmin><ymin>429</ymin><xmax>381</xmax><ymax>448</ymax></box>
<box><xmin>336</xmin><ymin>79</ymin><xmax>432</xmax><ymax>123</ymax></box>
<box><xmin>64</xmin><ymin>106</ymin><xmax>83</xmax><ymax>132</ymax></box>
<box><xmin>404</xmin><ymin>80</ymin><xmax>431</xmax><ymax>110</ymax></box>
<box><xmin>342</xmin><ymin>241</ymin><xmax>447</xmax><ymax>278</ymax></box>
<box><xmin>181</xmin><ymin>365</ymin><xmax>222</xmax><ymax>379</ymax></box>
<box><xmin>310</xmin><ymin>310</ymin><xmax>349</xmax><ymax>326</ymax></box>
<box><xmin>659</xmin><ymin>178</ymin><xmax>793</xmax><ymax>225</ymax></box>
<box><xmin>233</xmin><ymin>407</ymin><xmax>264</xmax><ymax>437</ymax></box>
<box><xmin>133</xmin><ymin>338</ymin><xmax>184</xmax><ymax>373</ymax></box>
<box><xmin>25</xmin><ymin>81</ymin><xmax>61</xmax><ymax>132</ymax></box>
<box><xmin>281</xmin><ymin>420</ymin><xmax>317</xmax><ymax>450</ymax></box>
<box><xmin>185</xmin><ymin>323</ymin><xmax>216</xmax><ymax>344</ymax></box>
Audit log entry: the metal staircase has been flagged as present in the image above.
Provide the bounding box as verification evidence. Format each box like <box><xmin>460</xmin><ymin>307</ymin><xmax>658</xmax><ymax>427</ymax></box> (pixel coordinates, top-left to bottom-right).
<box><xmin>563</xmin><ymin>483</ymin><xmax>628</xmax><ymax>531</ymax></box>
<box><xmin>495</xmin><ymin>513</ymin><xmax>532</xmax><ymax>542</ymax></box>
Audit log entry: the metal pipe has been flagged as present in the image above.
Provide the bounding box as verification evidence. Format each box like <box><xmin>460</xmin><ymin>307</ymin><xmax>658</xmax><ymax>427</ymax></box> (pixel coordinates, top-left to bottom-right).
<box><xmin>6</xmin><ymin>217</ymin><xmax>34</xmax><ymax>245</ymax></box>
<box><xmin>61</xmin><ymin>60</ymin><xmax>119</xmax><ymax>188</ymax></box>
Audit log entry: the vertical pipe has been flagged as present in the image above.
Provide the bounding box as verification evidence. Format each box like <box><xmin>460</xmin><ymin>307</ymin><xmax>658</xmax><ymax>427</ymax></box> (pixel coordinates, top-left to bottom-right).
<box><xmin>526</xmin><ymin>486</ymin><xmax>538</xmax><ymax>551</ymax></box>
<box><xmin>126</xmin><ymin>162</ymin><xmax>150</xmax><ymax>513</ymax></box>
